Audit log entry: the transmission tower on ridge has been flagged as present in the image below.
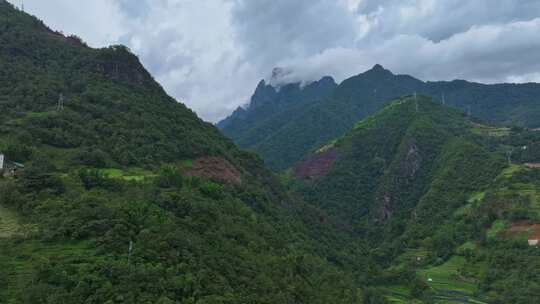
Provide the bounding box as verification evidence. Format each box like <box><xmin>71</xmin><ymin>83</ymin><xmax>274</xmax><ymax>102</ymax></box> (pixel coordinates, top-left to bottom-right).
<box><xmin>506</xmin><ymin>149</ymin><xmax>513</xmax><ymax>165</ymax></box>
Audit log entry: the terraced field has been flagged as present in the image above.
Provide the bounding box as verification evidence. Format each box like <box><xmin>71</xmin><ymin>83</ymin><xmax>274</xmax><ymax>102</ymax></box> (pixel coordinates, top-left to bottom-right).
<box><xmin>470</xmin><ymin>124</ymin><xmax>510</xmax><ymax>137</ymax></box>
<box><xmin>0</xmin><ymin>240</ymin><xmax>97</xmax><ymax>302</ymax></box>
<box><xmin>383</xmin><ymin>254</ymin><xmax>488</xmax><ymax>303</ymax></box>
<box><xmin>0</xmin><ymin>205</ymin><xmax>20</xmax><ymax>238</ymax></box>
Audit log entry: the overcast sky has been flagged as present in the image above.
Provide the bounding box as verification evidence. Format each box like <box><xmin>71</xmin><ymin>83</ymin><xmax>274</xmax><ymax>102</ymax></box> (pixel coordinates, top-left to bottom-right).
<box><xmin>9</xmin><ymin>0</ymin><xmax>540</xmax><ymax>122</ymax></box>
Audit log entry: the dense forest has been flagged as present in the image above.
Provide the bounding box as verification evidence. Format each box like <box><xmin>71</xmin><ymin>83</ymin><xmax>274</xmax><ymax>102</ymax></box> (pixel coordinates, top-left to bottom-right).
<box><xmin>1</xmin><ymin>1</ymin><xmax>540</xmax><ymax>303</ymax></box>
<box><xmin>287</xmin><ymin>96</ymin><xmax>540</xmax><ymax>303</ymax></box>
<box><xmin>218</xmin><ymin>64</ymin><xmax>540</xmax><ymax>170</ymax></box>
<box><xmin>0</xmin><ymin>2</ymin><xmax>371</xmax><ymax>303</ymax></box>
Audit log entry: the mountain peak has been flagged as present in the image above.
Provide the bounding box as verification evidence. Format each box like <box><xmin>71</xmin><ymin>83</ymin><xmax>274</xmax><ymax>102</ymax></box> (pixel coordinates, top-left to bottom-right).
<box><xmin>366</xmin><ymin>63</ymin><xmax>393</xmax><ymax>75</ymax></box>
<box><xmin>319</xmin><ymin>76</ymin><xmax>336</xmax><ymax>85</ymax></box>
<box><xmin>372</xmin><ymin>64</ymin><xmax>385</xmax><ymax>71</ymax></box>
<box><xmin>256</xmin><ymin>79</ymin><xmax>267</xmax><ymax>89</ymax></box>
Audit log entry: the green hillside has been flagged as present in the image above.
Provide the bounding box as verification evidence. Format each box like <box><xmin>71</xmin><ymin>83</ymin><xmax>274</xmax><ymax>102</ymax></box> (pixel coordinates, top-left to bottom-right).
<box><xmin>3</xmin><ymin>1</ymin><xmax>540</xmax><ymax>303</ymax></box>
<box><xmin>218</xmin><ymin>65</ymin><xmax>540</xmax><ymax>171</ymax></box>
<box><xmin>0</xmin><ymin>2</ymin><xmax>370</xmax><ymax>303</ymax></box>
<box><xmin>288</xmin><ymin>96</ymin><xmax>540</xmax><ymax>303</ymax></box>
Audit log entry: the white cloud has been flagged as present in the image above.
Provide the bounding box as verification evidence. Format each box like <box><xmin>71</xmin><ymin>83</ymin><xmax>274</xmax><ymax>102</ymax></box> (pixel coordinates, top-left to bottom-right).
<box><xmin>276</xmin><ymin>18</ymin><xmax>540</xmax><ymax>84</ymax></box>
<box><xmin>9</xmin><ymin>0</ymin><xmax>540</xmax><ymax>122</ymax></box>
<box><xmin>11</xmin><ymin>0</ymin><xmax>125</xmax><ymax>47</ymax></box>
<box><xmin>114</xmin><ymin>0</ymin><xmax>259</xmax><ymax>122</ymax></box>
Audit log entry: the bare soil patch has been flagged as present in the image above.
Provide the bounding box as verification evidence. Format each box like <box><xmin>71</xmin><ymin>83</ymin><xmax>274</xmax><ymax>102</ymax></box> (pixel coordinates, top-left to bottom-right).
<box><xmin>509</xmin><ymin>221</ymin><xmax>540</xmax><ymax>240</ymax></box>
<box><xmin>182</xmin><ymin>156</ymin><xmax>242</xmax><ymax>184</ymax></box>
<box><xmin>294</xmin><ymin>148</ymin><xmax>337</xmax><ymax>179</ymax></box>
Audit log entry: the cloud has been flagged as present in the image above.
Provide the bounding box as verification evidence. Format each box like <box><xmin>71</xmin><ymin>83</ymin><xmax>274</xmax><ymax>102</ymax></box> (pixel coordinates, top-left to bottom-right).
<box><xmin>231</xmin><ymin>0</ymin><xmax>360</xmax><ymax>68</ymax></box>
<box><xmin>113</xmin><ymin>0</ymin><xmax>260</xmax><ymax>122</ymax></box>
<box><xmin>10</xmin><ymin>0</ymin><xmax>540</xmax><ymax>122</ymax></box>
<box><xmin>12</xmin><ymin>0</ymin><xmax>125</xmax><ymax>47</ymax></box>
<box><xmin>274</xmin><ymin>18</ymin><xmax>540</xmax><ymax>85</ymax></box>
<box><xmin>356</xmin><ymin>0</ymin><xmax>540</xmax><ymax>42</ymax></box>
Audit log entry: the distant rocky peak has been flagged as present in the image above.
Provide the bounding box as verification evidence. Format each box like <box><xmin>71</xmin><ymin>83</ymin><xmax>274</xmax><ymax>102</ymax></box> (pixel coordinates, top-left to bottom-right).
<box><xmin>251</xmin><ymin>79</ymin><xmax>278</xmax><ymax>108</ymax></box>
<box><xmin>372</xmin><ymin>64</ymin><xmax>385</xmax><ymax>71</ymax></box>
<box><xmin>314</xmin><ymin>76</ymin><xmax>337</xmax><ymax>87</ymax></box>
<box><xmin>364</xmin><ymin>63</ymin><xmax>394</xmax><ymax>77</ymax></box>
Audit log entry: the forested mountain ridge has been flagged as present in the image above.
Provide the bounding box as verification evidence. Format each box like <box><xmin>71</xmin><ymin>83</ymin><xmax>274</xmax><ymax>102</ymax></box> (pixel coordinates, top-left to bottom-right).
<box><xmin>3</xmin><ymin>1</ymin><xmax>540</xmax><ymax>303</ymax></box>
<box><xmin>0</xmin><ymin>2</ymin><xmax>371</xmax><ymax>303</ymax></box>
<box><xmin>287</xmin><ymin>95</ymin><xmax>540</xmax><ymax>303</ymax></box>
<box><xmin>218</xmin><ymin>64</ymin><xmax>540</xmax><ymax>171</ymax></box>
<box><xmin>217</xmin><ymin>75</ymin><xmax>337</xmax><ymax>144</ymax></box>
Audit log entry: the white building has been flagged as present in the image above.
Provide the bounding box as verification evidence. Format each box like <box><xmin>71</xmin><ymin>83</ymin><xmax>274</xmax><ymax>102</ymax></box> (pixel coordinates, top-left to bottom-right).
<box><xmin>529</xmin><ymin>239</ymin><xmax>539</xmax><ymax>246</ymax></box>
<box><xmin>0</xmin><ymin>153</ymin><xmax>4</xmax><ymax>170</ymax></box>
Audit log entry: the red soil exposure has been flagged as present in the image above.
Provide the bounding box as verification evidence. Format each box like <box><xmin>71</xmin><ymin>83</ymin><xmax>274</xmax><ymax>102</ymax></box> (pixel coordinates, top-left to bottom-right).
<box><xmin>294</xmin><ymin>148</ymin><xmax>337</xmax><ymax>179</ymax></box>
<box><xmin>182</xmin><ymin>156</ymin><xmax>242</xmax><ymax>184</ymax></box>
<box><xmin>525</xmin><ymin>163</ymin><xmax>540</xmax><ymax>169</ymax></box>
<box><xmin>509</xmin><ymin>221</ymin><xmax>540</xmax><ymax>240</ymax></box>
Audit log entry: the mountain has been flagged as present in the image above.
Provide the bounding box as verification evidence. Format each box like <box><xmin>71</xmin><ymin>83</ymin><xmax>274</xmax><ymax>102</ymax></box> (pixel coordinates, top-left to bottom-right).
<box><xmin>217</xmin><ymin>74</ymin><xmax>337</xmax><ymax>141</ymax></box>
<box><xmin>287</xmin><ymin>95</ymin><xmax>540</xmax><ymax>303</ymax></box>
<box><xmin>218</xmin><ymin>64</ymin><xmax>540</xmax><ymax>170</ymax></box>
<box><xmin>0</xmin><ymin>2</ymin><xmax>371</xmax><ymax>303</ymax></box>
<box><xmin>3</xmin><ymin>2</ymin><xmax>540</xmax><ymax>303</ymax></box>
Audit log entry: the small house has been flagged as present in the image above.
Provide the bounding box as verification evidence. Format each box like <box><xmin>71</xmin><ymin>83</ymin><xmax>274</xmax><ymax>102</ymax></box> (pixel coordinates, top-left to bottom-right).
<box><xmin>529</xmin><ymin>225</ymin><xmax>540</xmax><ymax>246</ymax></box>
<box><xmin>525</xmin><ymin>163</ymin><xmax>540</xmax><ymax>169</ymax></box>
<box><xmin>0</xmin><ymin>153</ymin><xmax>24</xmax><ymax>177</ymax></box>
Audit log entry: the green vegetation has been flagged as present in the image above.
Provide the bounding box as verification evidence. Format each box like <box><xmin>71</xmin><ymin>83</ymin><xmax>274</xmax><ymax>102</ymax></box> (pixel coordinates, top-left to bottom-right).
<box><xmin>2</xmin><ymin>1</ymin><xmax>540</xmax><ymax>303</ymax></box>
<box><xmin>486</xmin><ymin>219</ymin><xmax>508</xmax><ymax>239</ymax></box>
<box><xmin>470</xmin><ymin>124</ymin><xmax>510</xmax><ymax>137</ymax></box>
<box><xmin>97</xmin><ymin>167</ymin><xmax>155</xmax><ymax>181</ymax></box>
<box><xmin>289</xmin><ymin>96</ymin><xmax>540</xmax><ymax>303</ymax></box>
<box><xmin>0</xmin><ymin>205</ymin><xmax>20</xmax><ymax>238</ymax></box>
<box><xmin>468</xmin><ymin>191</ymin><xmax>486</xmax><ymax>203</ymax></box>
<box><xmin>497</xmin><ymin>164</ymin><xmax>523</xmax><ymax>179</ymax></box>
<box><xmin>417</xmin><ymin>256</ymin><xmax>476</xmax><ymax>294</ymax></box>
<box><xmin>0</xmin><ymin>2</ymin><xmax>370</xmax><ymax>303</ymax></box>
<box><xmin>0</xmin><ymin>240</ymin><xmax>97</xmax><ymax>301</ymax></box>
<box><xmin>218</xmin><ymin>64</ymin><xmax>540</xmax><ymax>171</ymax></box>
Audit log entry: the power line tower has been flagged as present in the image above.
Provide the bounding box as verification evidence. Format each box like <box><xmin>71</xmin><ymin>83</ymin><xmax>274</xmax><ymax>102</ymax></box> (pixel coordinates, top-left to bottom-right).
<box><xmin>506</xmin><ymin>149</ymin><xmax>513</xmax><ymax>165</ymax></box>
<box><xmin>21</xmin><ymin>0</ymin><xmax>24</xmax><ymax>11</ymax></box>
<box><xmin>57</xmin><ymin>93</ymin><xmax>64</xmax><ymax>111</ymax></box>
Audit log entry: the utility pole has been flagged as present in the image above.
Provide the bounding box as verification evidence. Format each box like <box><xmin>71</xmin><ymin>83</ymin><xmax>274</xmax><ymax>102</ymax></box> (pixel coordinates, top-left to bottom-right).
<box><xmin>57</xmin><ymin>93</ymin><xmax>64</xmax><ymax>111</ymax></box>
<box><xmin>506</xmin><ymin>149</ymin><xmax>513</xmax><ymax>165</ymax></box>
